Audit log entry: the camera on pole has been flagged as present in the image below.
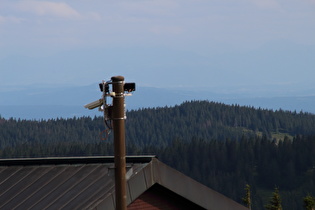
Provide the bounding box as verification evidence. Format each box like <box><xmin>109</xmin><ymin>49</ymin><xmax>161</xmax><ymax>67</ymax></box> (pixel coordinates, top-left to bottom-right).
<box><xmin>84</xmin><ymin>75</ymin><xmax>135</xmax><ymax>210</ymax></box>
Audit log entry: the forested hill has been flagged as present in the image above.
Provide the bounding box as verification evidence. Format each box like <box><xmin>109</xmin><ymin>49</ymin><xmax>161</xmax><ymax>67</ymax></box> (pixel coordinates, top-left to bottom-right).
<box><xmin>1</xmin><ymin>100</ymin><xmax>315</xmax><ymax>150</ymax></box>
<box><xmin>126</xmin><ymin>100</ymin><xmax>315</xmax><ymax>146</ymax></box>
<box><xmin>1</xmin><ymin>100</ymin><xmax>315</xmax><ymax>209</ymax></box>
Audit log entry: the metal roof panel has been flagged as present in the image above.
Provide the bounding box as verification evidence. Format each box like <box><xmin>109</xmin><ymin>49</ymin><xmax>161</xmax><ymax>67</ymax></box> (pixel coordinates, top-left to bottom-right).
<box><xmin>0</xmin><ymin>156</ymin><xmax>248</xmax><ymax>210</ymax></box>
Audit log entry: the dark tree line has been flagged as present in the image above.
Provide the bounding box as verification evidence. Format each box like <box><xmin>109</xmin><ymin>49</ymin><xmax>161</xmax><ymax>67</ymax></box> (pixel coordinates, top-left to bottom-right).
<box><xmin>0</xmin><ymin>134</ymin><xmax>314</xmax><ymax>209</ymax></box>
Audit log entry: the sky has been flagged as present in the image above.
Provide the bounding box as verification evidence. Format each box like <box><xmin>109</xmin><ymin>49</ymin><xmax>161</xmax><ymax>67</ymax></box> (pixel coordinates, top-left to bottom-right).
<box><xmin>0</xmin><ymin>0</ymin><xmax>315</xmax><ymax>95</ymax></box>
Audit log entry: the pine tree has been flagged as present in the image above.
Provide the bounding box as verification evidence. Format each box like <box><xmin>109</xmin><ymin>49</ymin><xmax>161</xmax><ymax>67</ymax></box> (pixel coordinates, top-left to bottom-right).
<box><xmin>304</xmin><ymin>195</ymin><xmax>315</xmax><ymax>210</ymax></box>
<box><xmin>242</xmin><ymin>184</ymin><xmax>251</xmax><ymax>209</ymax></box>
<box><xmin>266</xmin><ymin>187</ymin><xmax>282</xmax><ymax>210</ymax></box>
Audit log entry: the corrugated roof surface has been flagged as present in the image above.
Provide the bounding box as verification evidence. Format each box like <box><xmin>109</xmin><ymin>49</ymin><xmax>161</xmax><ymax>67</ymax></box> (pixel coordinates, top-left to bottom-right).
<box><xmin>0</xmin><ymin>156</ymin><xmax>149</xmax><ymax>210</ymax></box>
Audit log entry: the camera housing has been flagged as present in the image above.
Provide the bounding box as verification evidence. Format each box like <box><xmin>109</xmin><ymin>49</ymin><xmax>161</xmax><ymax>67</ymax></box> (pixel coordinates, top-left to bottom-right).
<box><xmin>124</xmin><ymin>83</ymin><xmax>136</xmax><ymax>92</ymax></box>
<box><xmin>84</xmin><ymin>99</ymin><xmax>104</xmax><ymax>110</ymax></box>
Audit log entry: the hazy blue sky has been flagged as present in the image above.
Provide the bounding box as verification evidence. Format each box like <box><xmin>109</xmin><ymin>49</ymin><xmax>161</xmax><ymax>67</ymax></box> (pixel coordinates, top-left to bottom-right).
<box><xmin>1</xmin><ymin>0</ymin><xmax>314</xmax><ymax>94</ymax></box>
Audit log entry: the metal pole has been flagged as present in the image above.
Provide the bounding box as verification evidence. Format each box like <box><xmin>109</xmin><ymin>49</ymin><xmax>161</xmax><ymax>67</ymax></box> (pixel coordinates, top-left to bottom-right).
<box><xmin>111</xmin><ymin>76</ymin><xmax>127</xmax><ymax>210</ymax></box>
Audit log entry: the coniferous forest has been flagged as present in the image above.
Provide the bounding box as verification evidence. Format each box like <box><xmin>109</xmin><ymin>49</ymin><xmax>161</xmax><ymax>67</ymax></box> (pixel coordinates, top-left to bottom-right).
<box><xmin>1</xmin><ymin>100</ymin><xmax>315</xmax><ymax>209</ymax></box>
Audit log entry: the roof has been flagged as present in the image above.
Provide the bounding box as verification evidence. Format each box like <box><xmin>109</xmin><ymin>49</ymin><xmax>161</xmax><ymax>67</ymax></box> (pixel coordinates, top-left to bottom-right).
<box><xmin>0</xmin><ymin>156</ymin><xmax>248</xmax><ymax>210</ymax></box>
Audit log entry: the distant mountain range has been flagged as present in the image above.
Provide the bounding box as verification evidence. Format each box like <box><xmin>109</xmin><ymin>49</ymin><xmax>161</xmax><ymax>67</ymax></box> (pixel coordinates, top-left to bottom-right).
<box><xmin>0</xmin><ymin>84</ymin><xmax>314</xmax><ymax>120</ymax></box>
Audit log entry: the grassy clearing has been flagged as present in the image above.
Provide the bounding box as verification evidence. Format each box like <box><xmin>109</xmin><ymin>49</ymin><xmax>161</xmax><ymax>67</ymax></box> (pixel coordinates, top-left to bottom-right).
<box><xmin>271</xmin><ymin>132</ymin><xmax>294</xmax><ymax>143</ymax></box>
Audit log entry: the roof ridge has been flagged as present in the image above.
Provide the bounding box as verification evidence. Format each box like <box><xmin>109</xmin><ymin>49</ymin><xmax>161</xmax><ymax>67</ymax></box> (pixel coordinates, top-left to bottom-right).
<box><xmin>0</xmin><ymin>155</ymin><xmax>157</xmax><ymax>166</ymax></box>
